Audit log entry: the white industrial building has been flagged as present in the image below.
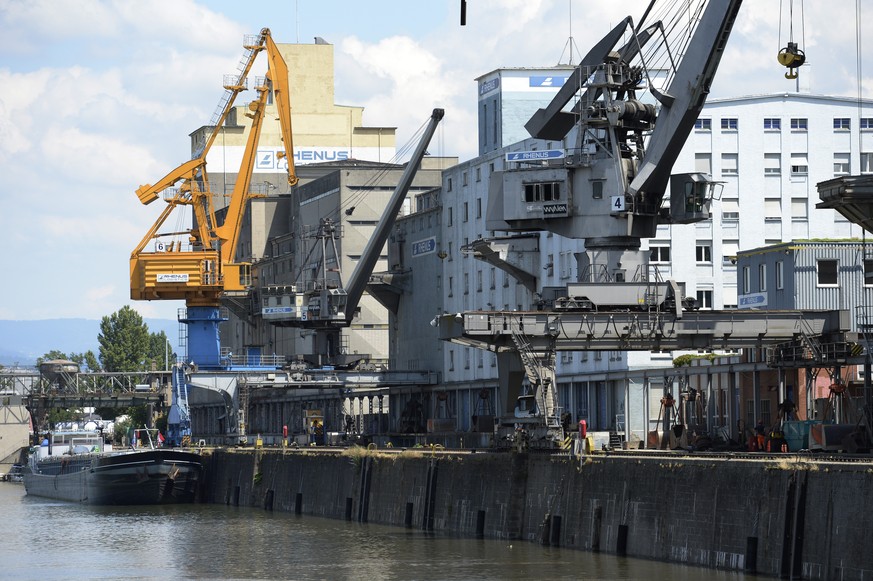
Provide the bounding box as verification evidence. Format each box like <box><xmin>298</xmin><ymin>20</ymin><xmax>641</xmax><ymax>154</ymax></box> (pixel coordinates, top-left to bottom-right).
<box><xmin>426</xmin><ymin>77</ymin><xmax>873</xmax><ymax>434</ymax></box>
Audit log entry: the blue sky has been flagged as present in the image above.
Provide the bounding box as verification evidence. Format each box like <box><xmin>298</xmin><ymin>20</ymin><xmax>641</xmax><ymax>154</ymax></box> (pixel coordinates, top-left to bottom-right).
<box><xmin>0</xmin><ymin>0</ymin><xmax>870</xmax><ymax>323</ymax></box>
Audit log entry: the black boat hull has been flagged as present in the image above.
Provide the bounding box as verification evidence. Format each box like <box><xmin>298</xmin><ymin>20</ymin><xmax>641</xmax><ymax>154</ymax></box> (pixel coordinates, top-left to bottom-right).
<box><xmin>24</xmin><ymin>449</ymin><xmax>202</xmax><ymax>505</ymax></box>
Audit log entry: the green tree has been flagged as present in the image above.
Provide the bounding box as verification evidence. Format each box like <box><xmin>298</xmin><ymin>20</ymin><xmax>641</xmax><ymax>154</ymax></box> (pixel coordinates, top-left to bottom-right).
<box><xmin>46</xmin><ymin>408</ymin><xmax>76</xmax><ymax>427</ymax></box>
<box><xmin>146</xmin><ymin>330</ymin><xmax>172</xmax><ymax>371</ymax></box>
<box><xmin>70</xmin><ymin>350</ymin><xmax>101</xmax><ymax>372</ymax></box>
<box><xmin>37</xmin><ymin>350</ymin><xmax>70</xmax><ymax>366</ymax></box>
<box><xmin>98</xmin><ymin>306</ymin><xmax>151</xmax><ymax>372</ymax></box>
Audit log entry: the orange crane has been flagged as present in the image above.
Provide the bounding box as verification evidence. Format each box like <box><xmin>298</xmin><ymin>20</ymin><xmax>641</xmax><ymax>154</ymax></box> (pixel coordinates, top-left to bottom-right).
<box><xmin>130</xmin><ymin>28</ymin><xmax>296</xmax><ymax>368</ymax></box>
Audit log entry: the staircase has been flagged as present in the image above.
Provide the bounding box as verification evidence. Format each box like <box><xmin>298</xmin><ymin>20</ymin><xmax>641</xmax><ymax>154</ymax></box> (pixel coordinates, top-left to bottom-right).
<box><xmin>510</xmin><ymin>327</ymin><xmax>561</xmax><ymax>432</ymax></box>
<box><xmin>173</xmin><ymin>364</ymin><xmax>190</xmax><ymax>430</ymax></box>
<box><xmin>237</xmin><ymin>379</ymin><xmax>249</xmax><ymax>442</ymax></box>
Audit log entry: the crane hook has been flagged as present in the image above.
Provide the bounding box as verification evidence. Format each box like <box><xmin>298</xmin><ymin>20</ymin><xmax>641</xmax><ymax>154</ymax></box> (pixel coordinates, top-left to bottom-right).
<box><xmin>777</xmin><ymin>41</ymin><xmax>806</xmax><ymax>79</ymax></box>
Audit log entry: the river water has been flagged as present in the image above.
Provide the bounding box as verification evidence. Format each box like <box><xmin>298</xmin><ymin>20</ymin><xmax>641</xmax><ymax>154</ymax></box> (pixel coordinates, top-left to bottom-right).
<box><xmin>0</xmin><ymin>484</ymin><xmax>763</xmax><ymax>580</ymax></box>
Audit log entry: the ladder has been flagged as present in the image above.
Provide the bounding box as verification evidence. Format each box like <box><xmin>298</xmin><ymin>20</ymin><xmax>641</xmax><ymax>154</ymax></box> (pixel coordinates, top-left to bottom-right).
<box><xmin>191</xmin><ymin>31</ymin><xmax>265</xmax><ymax>159</ymax></box>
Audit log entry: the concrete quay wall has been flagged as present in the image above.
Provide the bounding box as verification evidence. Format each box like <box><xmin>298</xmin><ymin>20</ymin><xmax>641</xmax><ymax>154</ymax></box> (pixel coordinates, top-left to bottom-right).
<box><xmin>203</xmin><ymin>449</ymin><xmax>873</xmax><ymax>580</ymax></box>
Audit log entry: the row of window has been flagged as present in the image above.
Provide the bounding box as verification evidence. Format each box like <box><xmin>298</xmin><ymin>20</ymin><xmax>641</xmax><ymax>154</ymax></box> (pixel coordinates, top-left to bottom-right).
<box><xmin>446</xmin><ymin>267</ymin><xmax>507</xmax><ymax>296</ymax></box>
<box><xmin>650</xmin><ymin>244</ymin><xmax>712</xmax><ymax>263</ymax></box>
<box><xmin>445</xmin><ymin>163</ymin><xmax>493</xmax><ymax>193</ymax></box>
<box><xmin>446</xmin><ymin>198</ymin><xmax>483</xmax><ymax>226</ymax></box>
<box><xmin>741</xmin><ymin>259</ymin><xmax>873</xmax><ymax>293</ymax></box>
<box><xmin>742</xmin><ymin>262</ymin><xmax>786</xmax><ymax>294</ymax></box>
<box><xmin>694</xmin><ymin>117</ymin><xmax>873</xmax><ymax>132</ymax></box>
<box><xmin>694</xmin><ymin>152</ymin><xmax>873</xmax><ymax>177</ymax></box>
<box><xmin>694</xmin><ymin>117</ymin><xmax>873</xmax><ymax>131</ymax></box>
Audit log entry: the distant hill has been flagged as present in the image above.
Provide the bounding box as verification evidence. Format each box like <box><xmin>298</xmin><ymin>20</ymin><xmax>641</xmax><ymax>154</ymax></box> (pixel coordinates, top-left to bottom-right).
<box><xmin>0</xmin><ymin>318</ymin><xmax>179</xmax><ymax>367</ymax></box>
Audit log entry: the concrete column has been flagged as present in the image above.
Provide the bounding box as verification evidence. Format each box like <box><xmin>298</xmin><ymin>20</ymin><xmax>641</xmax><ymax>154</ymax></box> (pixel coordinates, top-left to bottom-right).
<box><xmin>753</xmin><ymin>369</ymin><xmax>760</xmax><ymax>427</ymax></box>
<box><xmin>730</xmin><ymin>367</ymin><xmax>739</xmax><ymax>440</ymax></box>
<box><xmin>643</xmin><ymin>375</ymin><xmax>650</xmax><ymax>435</ymax></box>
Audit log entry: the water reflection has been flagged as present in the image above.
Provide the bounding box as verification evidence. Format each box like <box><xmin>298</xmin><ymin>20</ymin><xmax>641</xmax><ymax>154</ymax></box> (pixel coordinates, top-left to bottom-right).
<box><xmin>2</xmin><ymin>485</ymin><xmax>761</xmax><ymax>580</ymax></box>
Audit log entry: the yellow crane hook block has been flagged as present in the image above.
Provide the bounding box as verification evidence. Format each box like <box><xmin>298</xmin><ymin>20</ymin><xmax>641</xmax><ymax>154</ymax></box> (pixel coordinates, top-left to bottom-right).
<box><xmin>777</xmin><ymin>41</ymin><xmax>806</xmax><ymax>79</ymax></box>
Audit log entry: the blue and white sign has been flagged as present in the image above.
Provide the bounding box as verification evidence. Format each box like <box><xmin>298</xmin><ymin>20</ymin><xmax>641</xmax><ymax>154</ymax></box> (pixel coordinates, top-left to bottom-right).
<box><xmin>479</xmin><ymin>77</ymin><xmax>500</xmax><ymax>96</ymax></box>
<box><xmin>256</xmin><ymin>150</ymin><xmax>275</xmax><ymax>170</ymax></box>
<box><xmin>505</xmin><ymin>149</ymin><xmax>565</xmax><ymax>162</ymax></box>
<box><xmin>293</xmin><ymin>149</ymin><xmax>350</xmax><ymax>163</ymax></box>
<box><xmin>412</xmin><ymin>236</ymin><xmax>437</xmax><ymax>257</ymax></box>
<box><xmin>738</xmin><ymin>292</ymin><xmax>768</xmax><ymax>309</ymax></box>
<box><xmin>262</xmin><ymin>306</ymin><xmax>295</xmax><ymax>316</ymax></box>
<box><xmin>157</xmin><ymin>273</ymin><xmax>189</xmax><ymax>283</ymax></box>
<box><xmin>529</xmin><ymin>76</ymin><xmax>568</xmax><ymax>87</ymax></box>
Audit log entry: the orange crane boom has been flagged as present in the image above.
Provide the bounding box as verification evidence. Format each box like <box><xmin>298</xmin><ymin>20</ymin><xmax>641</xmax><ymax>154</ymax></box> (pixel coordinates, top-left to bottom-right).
<box><xmin>130</xmin><ymin>28</ymin><xmax>296</xmax><ymax>307</ymax></box>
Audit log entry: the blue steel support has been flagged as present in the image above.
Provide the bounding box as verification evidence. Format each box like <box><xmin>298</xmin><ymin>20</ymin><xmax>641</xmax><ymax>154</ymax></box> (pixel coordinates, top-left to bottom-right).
<box><xmin>180</xmin><ymin>306</ymin><xmax>227</xmax><ymax>369</ymax></box>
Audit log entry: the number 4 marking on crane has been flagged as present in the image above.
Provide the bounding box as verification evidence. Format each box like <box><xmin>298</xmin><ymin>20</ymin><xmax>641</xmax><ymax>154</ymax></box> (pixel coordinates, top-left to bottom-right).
<box><xmin>611</xmin><ymin>195</ymin><xmax>626</xmax><ymax>212</ymax></box>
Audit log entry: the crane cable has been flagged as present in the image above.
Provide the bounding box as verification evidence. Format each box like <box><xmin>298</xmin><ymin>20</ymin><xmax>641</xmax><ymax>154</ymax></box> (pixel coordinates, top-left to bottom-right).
<box><xmin>777</xmin><ymin>0</ymin><xmax>806</xmax><ymax>79</ymax></box>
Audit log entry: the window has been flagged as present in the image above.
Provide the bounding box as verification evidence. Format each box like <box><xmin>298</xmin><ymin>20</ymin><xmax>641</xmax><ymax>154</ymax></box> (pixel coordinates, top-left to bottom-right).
<box><xmin>765</xmin><ymin>198</ymin><xmax>782</xmax><ymax>219</ymax></box>
<box><xmin>862</xmin><ymin>118</ymin><xmax>873</xmax><ymax>130</ymax></box>
<box><xmin>447</xmin><ymin>177</ymin><xmax>453</xmax><ymax>192</ymax></box>
<box><xmin>764</xmin><ymin>118</ymin><xmax>781</xmax><ymax>130</ymax></box>
<box><xmin>790</xmin><ymin>153</ymin><xmax>808</xmax><ymax>176</ymax></box>
<box><xmin>493</xmin><ymin>107</ymin><xmax>498</xmax><ymax>143</ymax></box>
<box><xmin>723</xmin><ymin>239</ymin><xmax>739</xmax><ymax>265</ymax></box>
<box><xmin>447</xmin><ymin>241</ymin><xmax>453</xmax><ymax>261</ymax></box>
<box><xmin>476</xmin><ymin>270</ymin><xmax>482</xmax><ymax>292</ymax></box>
<box><xmin>448</xmin><ymin>276</ymin><xmax>453</xmax><ymax>297</ymax></box>
<box><xmin>790</xmin><ymin>118</ymin><xmax>808</xmax><ymax>130</ymax></box>
<box><xmin>865</xmin><ymin>259</ymin><xmax>873</xmax><ymax>286</ymax></box>
<box><xmin>449</xmin><ymin>350</ymin><xmax>454</xmax><ymax>371</ymax></box>
<box><xmin>462</xmin><ymin>171</ymin><xmax>468</xmax><ymax>186</ymax></box>
<box><xmin>743</xmin><ymin>266</ymin><xmax>751</xmax><ymax>293</ymax></box>
<box><xmin>650</xmin><ymin>245</ymin><xmax>671</xmax><ymax>263</ymax></box>
<box><xmin>490</xmin><ymin>267</ymin><xmax>496</xmax><ymax>289</ymax></box>
<box><xmin>463</xmin><ymin>202</ymin><xmax>468</xmax><ymax>222</ymax></box>
<box><xmin>463</xmin><ymin>273</ymin><xmax>469</xmax><ymax>294</ymax></box>
<box><xmin>776</xmin><ymin>260</ymin><xmax>784</xmax><ymax>290</ymax></box>
<box><xmin>476</xmin><ymin>198</ymin><xmax>482</xmax><ymax>219</ymax></box>
<box><xmin>447</xmin><ymin>207</ymin><xmax>453</xmax><ymax>226</ymax></box>
<box><xmin>721</xmin><ymin>153</ymin><xmax>738</xmax><ymax>176</ymax></box>
<box><xmin>721</xmin><ymin>118</ymin><xmax>738</xmax><ymax>130</ymax></box>
<box><xmin>834</xmin><ymin>153</ymin><xmax>851</xmax><ymax>176</ymax></box>
<box><xmin>559</xmin><ymin>251</ymin><xmax>573</xmax><ymax>279</ymax></box>
<box><xmin>482</xmin><ymin>103</ymin><xmax>487</xmax><ymax>147</ymax></box>
<box><xmin>760</xmin><ymin>400</ymin><xmax>772</xmax><ymax>427</ymax></box>
<box><xmin>694</xmin><ymin>153</ymin><xmax>712</xmax><ymax>175</ymax></box>
<box><xmin>817</xmin><ymin>259</ymin><xmax>838</xmax><ymax>285</ymax></box>
<box><xmin>476</xmin><ymin>167</ymin><xmax>482</xmax><ymax>182</ymax></box>
<box><xmin>764</xmin><ymin>153</ymin><xmax>781</xmax><ymax>175</ymax></box>
<box><xmin>791</xmin><ymin>198</ymin><xmax>808</xmax><ymax>219</ymax></box>
<box><xmin>524</xmin><ymin>182</ymin><xmax>561</xmax><ymax>202</ymax></box>
<box><xmin>696</xmin><ymin>290</ymin><xmax>713</xmax><ymax>309</ymax></box>
<box><xmin>592</xmin><ymin>181</ymin><xmax>603</xmax><ymax>199</ymax></box>
<box><xmin>759</xmin><ymin>263</ymin><xmax>767</xmax><ymax>291</ymax></box>
<box><xmin>834</xmin><ymin>118</ymin><xmax>851</xmax><ymax>130</ymax></box>
<box><xmin>695</xmin><ymin>118</ymin><xmax>712</xmax><ymax>130</ymax></box>
<box><xmin>696</xmin><ymin>244</ymin><xmax>712</xmax><ymax>263</ymax></box>
<box><xmin>862</xmin><ymin>152</ymin><xmax>873</xmax><ymax>174</ymax></box>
